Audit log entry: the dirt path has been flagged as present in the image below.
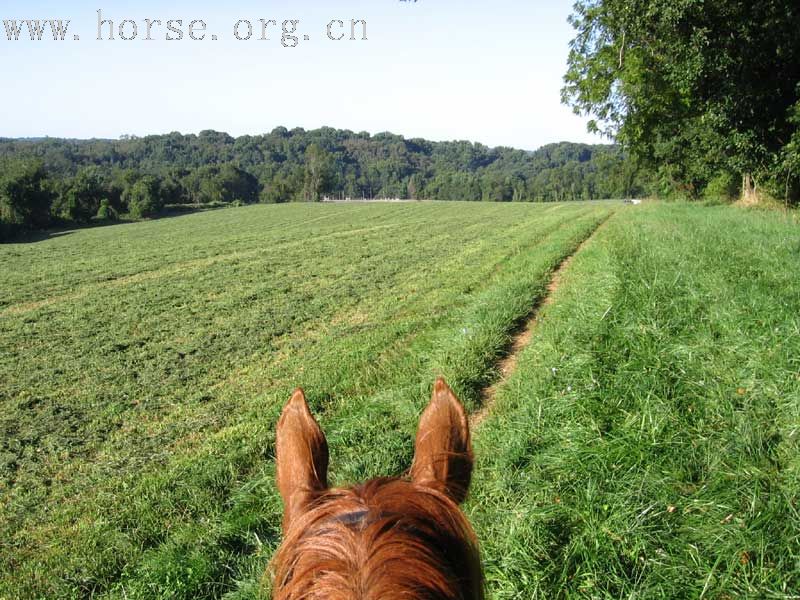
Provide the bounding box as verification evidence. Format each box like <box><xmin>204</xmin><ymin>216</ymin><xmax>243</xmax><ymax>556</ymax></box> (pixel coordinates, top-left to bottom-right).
<box><xmin>469</xmin><ymin>214</ymin><xmax>613</xmax><ymax>429</ymax></box>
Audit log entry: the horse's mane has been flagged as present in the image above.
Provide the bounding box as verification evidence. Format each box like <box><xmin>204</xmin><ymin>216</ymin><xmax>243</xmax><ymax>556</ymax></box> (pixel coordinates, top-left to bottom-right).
<box><xmin>272</xmin><ymin>477</ymin><xmax>484</xmax><ymax>600</ymax></box>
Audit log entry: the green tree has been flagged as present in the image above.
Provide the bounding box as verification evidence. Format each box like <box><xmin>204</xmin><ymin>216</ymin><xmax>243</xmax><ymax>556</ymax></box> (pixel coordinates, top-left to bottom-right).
<box><xmin>260</xmin><ymin>173</ymin><xmax>293</xmax><ymax>203</ymax></box>
<box><xmin>125</xmin><ymin>176</ymin><xmax>163</xmax><ymax>218</ymax></box>
<box><xmin>56</xmin><ymin>166</ymin><xmax>106</xmax><ymax>222</ymax></box>
<box><xmin>0</xmin><ymin>158</ymin><xmax>53</xmax><ymax>229</ymax></box>
<box><xmin>183</xmin><ymin>164</ymin><xmax>259</xmax><ymax>204</ymax></box>
<box><xmin>563</xmin><ymin>0</ymin><xmax>800</xmax><ymax>201</ymax></box>
<box><xmin>303</xmin><ymin>144</ymin><xmax>333</xmax><ymax>201</ymax></box>
<box><xmin>96</xmin><ymin>198</ymin><xmax>118</xmax><ymax>221</ymax></box>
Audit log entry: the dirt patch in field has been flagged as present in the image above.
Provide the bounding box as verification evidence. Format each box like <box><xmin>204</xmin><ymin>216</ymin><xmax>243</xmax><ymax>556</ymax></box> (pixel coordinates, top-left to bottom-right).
<box><xmin>470</xmin><ymin>215</ymin><xmax>612</xmax><ymax>429</ymax></box>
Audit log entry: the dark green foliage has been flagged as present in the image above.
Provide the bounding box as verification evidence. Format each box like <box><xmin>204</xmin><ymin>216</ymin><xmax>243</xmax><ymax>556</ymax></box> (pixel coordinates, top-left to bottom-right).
<box><xmin>302</xmin><ymin>144</ymin><xmax>333</xmax><ymax>202</ymax></box>
<box><xmin>0</xmin><ymin>158</ymin><xmax>53</xmax><ymax>230</ymax></box>
<box><xmin>0</xmin><ymin>129</ymin><xmax>649</xmax><ymax>226</ymax></box>
<box><xmin>158</xmin><ymin>172</ymin><xmax>188</xmax><ymax>206</ymax></box>
<box><xmin>125</xmin><ymin>175</ymin><xmax>163</xmax><ymax>218</ymax></box>
<box><xmin>96</xmin><ymin>198</ymin><xmax>118</xmax><ymax>221</ymax></box>
<box><xmin>183</xmin><ymin>164</ymin><xmax>259</xmax><ymax>205</ymax></box>
<box><xmin>259</xmin><ymin>174</ymin><xmax>294</xmax><ymax>204</ymax></box>
<box><xmin>775</xmin><ymin>96</ymin><xmax>800</xmax><ymax>204</ymax></box>
<box><xmin>703</xmin><ymin>172</ymin><xmax>740</xmax><ymax>204</ymax></box>
<box><xmin>54</xmin><ymin>166</ymin><xmax>107</xmax><ymax>223</ymax></box>
<box><xmin>563</xmin><ymin>0</ymin><xmax>800</xmax><ymax>202</ymax></box>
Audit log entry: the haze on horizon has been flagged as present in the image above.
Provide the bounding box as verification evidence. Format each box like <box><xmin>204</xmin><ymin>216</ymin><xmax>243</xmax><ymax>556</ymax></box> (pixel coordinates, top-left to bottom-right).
<box><xmin>0</xmin><ymin>0</ymin><xmax>602</xmax><ymax>151</ymax></box>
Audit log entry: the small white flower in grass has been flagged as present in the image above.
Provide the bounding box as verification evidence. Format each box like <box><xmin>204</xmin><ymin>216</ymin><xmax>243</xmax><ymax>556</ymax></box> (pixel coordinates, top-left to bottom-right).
<box><xmin>567</xmin><ymin>385</ymin><xmax>572</xmax><ymax>392</ymax></box>
<box><xmin>551</xmin><ymin>367</ymin><xmax>558</xmax><ymax>376</ymax></box>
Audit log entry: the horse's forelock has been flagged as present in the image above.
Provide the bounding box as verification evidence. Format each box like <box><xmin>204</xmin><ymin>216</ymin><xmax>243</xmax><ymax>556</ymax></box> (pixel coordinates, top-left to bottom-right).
<box><xmin>272</xmin><ymin>478</ymin><xmax>483</xmax><ymax>600</ymax></box>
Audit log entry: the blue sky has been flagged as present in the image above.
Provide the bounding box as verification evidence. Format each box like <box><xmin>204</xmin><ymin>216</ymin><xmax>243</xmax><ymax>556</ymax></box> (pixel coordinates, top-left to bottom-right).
<box><xmin>0</xmin><ymin>0</ymin><xmax>602</xmax><ymax>150</ymax></box>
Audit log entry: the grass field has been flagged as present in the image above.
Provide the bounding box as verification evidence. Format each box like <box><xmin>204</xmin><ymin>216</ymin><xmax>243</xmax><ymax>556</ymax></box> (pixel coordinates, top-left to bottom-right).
<box><xmin>1</xmin><ymin>201</ymin><xmax>798</xmax><ymax>598</ymax></box>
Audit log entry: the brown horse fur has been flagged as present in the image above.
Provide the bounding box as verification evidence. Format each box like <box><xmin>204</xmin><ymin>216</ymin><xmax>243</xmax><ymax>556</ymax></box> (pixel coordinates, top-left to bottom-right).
<box><xmin>272</xmin><ymin>378</ymin><xmax>484</xmax><ymax>600</ymax></box>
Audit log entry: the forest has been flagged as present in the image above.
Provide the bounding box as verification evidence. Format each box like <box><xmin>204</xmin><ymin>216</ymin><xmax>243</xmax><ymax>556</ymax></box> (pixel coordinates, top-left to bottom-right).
<box><xmin>0</xmin><ymin>131</ymin><xmax>647</xmax><ymax>238</ymax></box>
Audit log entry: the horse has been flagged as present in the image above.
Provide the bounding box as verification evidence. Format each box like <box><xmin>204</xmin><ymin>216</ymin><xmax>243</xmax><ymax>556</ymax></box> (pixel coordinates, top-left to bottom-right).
<box><xmin>271</xmin><ymin>378</ymin><xmax>484</xmax><ymax>600</ymax></box>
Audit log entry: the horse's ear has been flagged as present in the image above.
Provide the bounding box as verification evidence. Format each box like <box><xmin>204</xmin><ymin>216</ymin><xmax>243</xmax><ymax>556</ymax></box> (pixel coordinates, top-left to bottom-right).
<box><xmin>411</xmin><ymin>378</ymin><xmax>473</xmax><ymax>504</ymax></box>
<box><xmin>276</xmin><ymin>388</ymin><xmax>329</xmax><ymax>532</ymax></box>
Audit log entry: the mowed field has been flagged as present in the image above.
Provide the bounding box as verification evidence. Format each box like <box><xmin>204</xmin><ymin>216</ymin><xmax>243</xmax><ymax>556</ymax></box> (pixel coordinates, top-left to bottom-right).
<box><xmin>1</xmin><ymin>202</ymin><xmax>798</xmax><ymax>598</ymax></box>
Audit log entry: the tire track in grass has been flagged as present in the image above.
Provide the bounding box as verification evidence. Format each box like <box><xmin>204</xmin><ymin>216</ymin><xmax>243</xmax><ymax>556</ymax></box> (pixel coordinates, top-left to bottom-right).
<box><xmin>469</xmin><ymin>212</ymin><xmax>614</xmax><ymax>429</ymax></box>
<box><xmin>203</xmin><ymin>210</ymin><xmax>593</xmax><ymax>410</ymax></box>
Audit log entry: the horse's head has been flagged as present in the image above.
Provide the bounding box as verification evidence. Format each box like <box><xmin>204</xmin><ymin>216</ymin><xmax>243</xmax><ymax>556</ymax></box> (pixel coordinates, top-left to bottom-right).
<box><xmin>272</xmin><ymin>378</ymin><xmax>483</xmax><ymax>600</ymax></box>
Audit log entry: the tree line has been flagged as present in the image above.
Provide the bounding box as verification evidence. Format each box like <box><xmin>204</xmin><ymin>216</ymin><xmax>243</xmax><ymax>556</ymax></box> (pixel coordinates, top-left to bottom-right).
<box><xmin>563</xmin><ymin>0</ymin><xmax>800</xmax><ymax>204</ymax></box>
<box><xmin>0</xmin><ymin>129</ymin><xmax>649</xmax><ymax>238</ymax></box>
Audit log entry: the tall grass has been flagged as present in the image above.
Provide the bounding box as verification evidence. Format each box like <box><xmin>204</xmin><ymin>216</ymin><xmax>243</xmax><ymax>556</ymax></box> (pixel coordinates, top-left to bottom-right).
<box><xmin>470</xmin><ymin>203</ymin><xmax>800</xmax><ymax>598</ymax></box>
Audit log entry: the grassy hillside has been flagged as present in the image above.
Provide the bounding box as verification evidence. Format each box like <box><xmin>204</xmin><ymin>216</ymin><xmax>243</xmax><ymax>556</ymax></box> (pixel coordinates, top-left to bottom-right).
<box><xmin>1</xmin><ymin>201</ymin><xmax>798</xmax><ymax>598</ymax></box>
